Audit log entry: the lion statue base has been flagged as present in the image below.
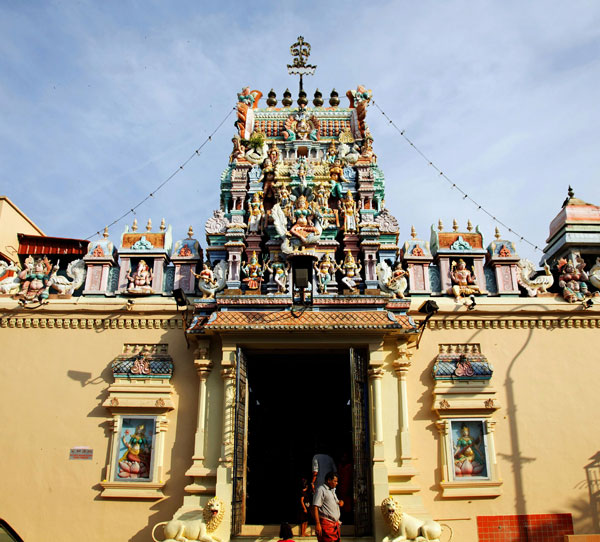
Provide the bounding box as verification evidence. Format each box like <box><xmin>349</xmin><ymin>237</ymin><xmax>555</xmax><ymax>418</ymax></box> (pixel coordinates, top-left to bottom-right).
<box><xmin>381</xmin><ymin>497</ymin><xmax>442</xmax><ymax>542</ymax></box>
<box><xmin>152</xmin><ymin>496</ymin><xmax>224</xmax><ymax>542</ymax></box>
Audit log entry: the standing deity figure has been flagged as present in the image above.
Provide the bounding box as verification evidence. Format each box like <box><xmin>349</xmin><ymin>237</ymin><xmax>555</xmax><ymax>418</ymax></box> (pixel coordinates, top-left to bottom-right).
<box><xmin>265</xmin><ymin>253</ymin><xmax>291</xmax><ymax>294</ymax></box>
<box><xmin>340</xmin><ymin>190</ymin><xmax>358</xmax><ymax>233</ymax></box>
<box><xmin>247</xmin><ymin>192</ymin><xmax>265</xmax><ymax>233</ymax></box>
<box><xmin>275</xmin><ymin>183</ymin><xmax>293</xmax><ymax>220</ymax></box>
<box><xmin>242</xmin><ymin>252</ymin><xmax>264</xmax><ymax>291</ymax></box>
<box><xmin>360</xmin><ymin>128</ymin><xmax>377</xmax><ymax>163</ymax></box>
<box><xmin>267</xmin><ymin>142</ymin><xmax>280</xmax><ymax>166</ymax></box>
<box><xmin>127</xmin><ymin>260</ymin><xmax>154</xmax><ymax>294</ymax></box>
<box><xmin>289</xmin><ymin>195</ymin><xmax>319</xmax><ymax>243</ymax></box>
<box><xmin>329</xmin><ymin>159</ymin><xmax>346</xmax><ymax>200</ymax></box>
<box><xmin>18</xmin><ymin>255</ymin><xmax>52</xmax><ymax>304</ymax></box>
<box><xmin>315</xmin><ymin>182</ymin><xmax>337</xmax><ymax>228</ymax></box>
<box><xmin>338</xmin><ymin>251</ymin><xmax>362</xmax><ymax>292</ymax></box>
<box><xmin>314</xmin><ymin>253</ymin><xmax>336</xmax><ymax>294</ymax></box>
<box><xmin>557</xmin><ymin>254</ymin><xmax>593</xmax><ymax>303</ymax></box>
<box><xmin>448</xmin><ymin>259</ymin><xmax>480</xmax><ymax>302</ymax></box>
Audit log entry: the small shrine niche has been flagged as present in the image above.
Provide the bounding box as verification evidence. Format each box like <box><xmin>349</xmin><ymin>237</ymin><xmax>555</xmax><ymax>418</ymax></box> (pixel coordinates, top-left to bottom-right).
<box><xmin>100</xmin><ymin>343</ymin><xmax>174</xmax><ymax>499</ymax></box>
<box><xmin>432</xmin><ymin>344</ymin><xmax>502</xmax><ymax>498</ymax></box>
<box><xmin>83</xmin><ymin>227</ymin><xmax>117</xmax><ymax>296</ymax></box>
<box><xmin>171</xmin><ymin>226</ymin><xmax>202</xmax><ymax>294</ymax></box>
<box><xmin>431</xmin><ymin>220</ymin><xmax>487</xmax><ymax>301</ymax></box>
<box><xmin>117</xmin><ymin>219</ymin><xmax>173</xmax><ymax>295</ymax></box>
<box><xmin>487</xmin><ymin>228</ymin><xmax>520</xmax><ymax>295</ymax></box>
<box><xmin>402</xmin><ymin>226</ymin><xmax>434</xmax><ymax>295</ymax></box>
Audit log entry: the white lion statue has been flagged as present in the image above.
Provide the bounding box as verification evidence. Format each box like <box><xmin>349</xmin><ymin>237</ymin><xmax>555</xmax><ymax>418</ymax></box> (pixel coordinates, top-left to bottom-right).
<box><xmin>381</xmin><ymin>497</ymin><xmax>442</xmax><ymax>542</ymax></box>
<box><xmin>152</xmin><ymin>496</ymin><xmax>224</xmax><ymax>542</ymax></box>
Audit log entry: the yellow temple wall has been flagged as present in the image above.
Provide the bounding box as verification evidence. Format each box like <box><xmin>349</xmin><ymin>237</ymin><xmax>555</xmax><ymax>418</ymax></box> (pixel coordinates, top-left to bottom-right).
<box><xmin>1</xmin><ymin>297</ymin><xmax>598</xmax><ymax>542</ymax></box>
<box><xmin>381</xmin><ymin>307</ymin><xmax>599</xmax><ymax>541</ymax></box>
<box><xmin>0</xmin><ymin>196</ymin><xmax>45</xmax><ymax>262</ymax></box>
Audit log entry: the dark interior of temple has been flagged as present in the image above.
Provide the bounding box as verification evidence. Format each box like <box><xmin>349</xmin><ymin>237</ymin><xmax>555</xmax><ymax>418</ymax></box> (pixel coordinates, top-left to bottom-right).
<box><xmin>245</xmin><ymin>350</ymin><xmax>353</xmax><ymax>525</ymax></box>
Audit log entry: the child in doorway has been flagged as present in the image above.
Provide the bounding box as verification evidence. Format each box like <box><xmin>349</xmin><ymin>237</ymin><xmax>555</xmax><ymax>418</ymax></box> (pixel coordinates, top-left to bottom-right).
<box><xmin>299</xmin><ymin>477</ymin><xmax>312</xmax><ymax>536</ymax></box>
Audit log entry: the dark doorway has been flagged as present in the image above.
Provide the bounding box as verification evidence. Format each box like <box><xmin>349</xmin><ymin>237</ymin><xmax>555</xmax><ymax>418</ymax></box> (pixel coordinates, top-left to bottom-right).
<box><xmin>245</xmin><ymin>350</ymin><xmax>353</xmax><ymax>525</ymax></box>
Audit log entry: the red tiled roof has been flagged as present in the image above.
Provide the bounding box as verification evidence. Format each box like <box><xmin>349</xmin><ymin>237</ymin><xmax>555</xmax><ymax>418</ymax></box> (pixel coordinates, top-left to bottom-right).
<box><xmin>17</xmin><ymin>233</ymin><xmax>88</xmax><ymax>256</ymax></box>
<box><xmin>196</xmin><ymin>310</ymin><xmax>415</xmax><ymax>332</ymax></box>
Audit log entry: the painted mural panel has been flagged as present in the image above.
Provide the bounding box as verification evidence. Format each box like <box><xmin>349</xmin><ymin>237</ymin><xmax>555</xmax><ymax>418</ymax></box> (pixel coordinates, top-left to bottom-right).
<box><xmin>115</xmin><ymin>416</ymin><xmax>155</xmax><ymax>481</ymax></box>
<box><xmin>450</xmin><ymin>419</ymin><xmax>489</xmax><ymax>479</ymax></box>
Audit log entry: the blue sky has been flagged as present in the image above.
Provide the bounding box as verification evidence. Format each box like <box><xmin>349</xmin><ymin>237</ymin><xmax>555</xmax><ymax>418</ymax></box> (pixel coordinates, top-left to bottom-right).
<box><xmin>1</xmin><ymin>0</ymin><xmax>599</xmax><ymax>263</ymax></box>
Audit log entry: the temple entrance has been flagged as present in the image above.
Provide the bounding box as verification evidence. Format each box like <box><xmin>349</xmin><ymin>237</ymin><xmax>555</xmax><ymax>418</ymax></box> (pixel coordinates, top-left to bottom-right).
<box><xmin>232</xmin><ymin>348</ymin><xmax>372</xmax><ymax>535</ymax></box>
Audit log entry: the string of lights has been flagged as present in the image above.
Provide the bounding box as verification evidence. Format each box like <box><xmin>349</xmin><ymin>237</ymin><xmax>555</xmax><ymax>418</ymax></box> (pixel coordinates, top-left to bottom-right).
<box><xmin>85</xmin><ymin>107</ymin><xmax>235</xmax><ymax>240</ymax></box>
<box><xmin>371</xmin><ymin>100</ymin><xmax>542</xmax><ymax>252</ymax></box>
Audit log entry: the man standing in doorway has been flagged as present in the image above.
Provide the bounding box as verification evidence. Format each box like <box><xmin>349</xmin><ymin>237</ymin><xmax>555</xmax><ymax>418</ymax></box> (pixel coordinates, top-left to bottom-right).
<box><xmin>311</xmin><ymin>451</ymin><xmax>337</xmax><ymax>491</ymax></box>
<box><xmin>313</xmin><ymin>471</ymin><xmax>343</xmax><ymax>542</ymax></box>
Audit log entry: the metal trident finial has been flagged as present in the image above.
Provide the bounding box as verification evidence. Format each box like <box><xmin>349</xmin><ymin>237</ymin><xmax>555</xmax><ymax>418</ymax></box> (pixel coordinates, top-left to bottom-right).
<box><xmin>287</xmin><ymin>36</ymin><xmax>316</xmax><ymax>94</ymax></box>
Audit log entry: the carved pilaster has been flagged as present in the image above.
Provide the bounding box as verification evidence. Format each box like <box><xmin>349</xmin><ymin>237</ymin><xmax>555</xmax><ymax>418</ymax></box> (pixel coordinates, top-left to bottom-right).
<box><xmin>393</xmin><ymin>345</ymin><xmax>413</xmax><ymax>465</ymax></box>
<box><xmin>368</xmin><ymin>367</ymin><xmax>385</xmax><ymax>444</ymax></box>
<box><xmin>220</xmin><ymin>367</ymin><xmax>236</xmax><ymax>465</ymax></box>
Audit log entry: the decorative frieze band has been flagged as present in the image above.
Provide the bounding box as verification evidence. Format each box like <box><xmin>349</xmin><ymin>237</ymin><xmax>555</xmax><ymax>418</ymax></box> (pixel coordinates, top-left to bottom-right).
<box><xmin>0</xmin><ymin>317</ymin><xmax>183</xmax><ymax>330</ymax></box>
<box><xmin>423</xmin><ymin>318</ymin><xmax>599</xmax><ymax>330</ymax></box>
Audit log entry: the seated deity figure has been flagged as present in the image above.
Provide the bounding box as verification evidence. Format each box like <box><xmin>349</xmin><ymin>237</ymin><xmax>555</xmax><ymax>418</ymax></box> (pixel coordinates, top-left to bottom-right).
<box><xmin>315</xmin><ymin>183</ymin><xmax>338</xmax><ymax>228</ymax></box>
<box><xmin>314</xmin><ymin>253</ymin><xmax>336</xmax><ymax>294</ymax></box>
<box><xmin>289</xmin><ymin>196</ymin><xmax>319</xmax><ymax>243</ymax></box>
<box><xmin>454</xmin><ymin>424</ymin><xmax>485</xmax><ymax>477</ymax></box>
<box><xmin>557</xmin><ymin>255</ymin><xmax>592</xmax><ymax>303</ymax></box>
<box><xmin>265</xmin><ymin>253</ymin><xmax>290</xmax><ymax>294</ymax></box>
<box><xmin>247</xmin><ymin>192</ymin><xmax>265</xmax><ymax>233</ymax></box>
<box><xmin>340</xmin><ymin>190</ymin><xmax>358</xmax><ymax>233</ymax></box>
<box><xmin>127</xmin><ymin>260</ymin><xmax>154</xmax><ymax>293</ymax></box>
<box><xmin>241</xmin><ymin>252</ymin><xmax>264</xmax><ymax>291</ymax></box>
<box><xmin>448</xmin><ymin>259</ymin><xmax>480</xmax><ymax>302</ymax></box>
<box><xmin>338</xmin><ymin>251</ymin><xmax>362</xmax><ymax>293</ymax></box>
<box><xmin>18</xmin><ymin>255</ymin><xmax>53</xmax><ymax>304</ymax></box>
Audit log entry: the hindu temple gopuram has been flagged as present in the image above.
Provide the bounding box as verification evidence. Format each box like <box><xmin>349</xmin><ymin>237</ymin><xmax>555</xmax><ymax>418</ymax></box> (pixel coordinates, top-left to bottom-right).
<box><xmin>1</xmin><ymin>38</ymin><xmax>600</xmax><ymax>542</ymax></box>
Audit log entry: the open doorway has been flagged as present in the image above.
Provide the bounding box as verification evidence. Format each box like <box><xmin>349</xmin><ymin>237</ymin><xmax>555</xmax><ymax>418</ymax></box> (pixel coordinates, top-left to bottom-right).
<box><xmin>244</xmin><ymin>350</ymin><xmax>353</xmax><ymax>526</ymax></box>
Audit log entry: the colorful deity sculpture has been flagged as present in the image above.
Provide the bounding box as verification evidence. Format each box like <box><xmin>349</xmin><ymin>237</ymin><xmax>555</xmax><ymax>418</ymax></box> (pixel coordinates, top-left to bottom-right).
<box><xmin>326</xmin><ymin>140</ymin><xmax>338</xmax><ymax>164</ymax></box>
<box><xmin>340</xmin><ymin>190</ymin><xmax>358</xmax><ymax>233</ymax></box>
<box><xmin>454</xmin><ymin>424</ymin><xmax>485</xmax><ymax>477</ymax></box>
<box><xmin>289</xmin><ymin>196</ymin><xmax>320</xmax><ymax>243</ymax></box>
<box><xmin>338</xmin><ymin>251</ymin><xmax>362</xmax><ymax>292</ymax></box>
<box><xmin>126</xmin><ymin>260</ymin><xmax>154</xmax><ymax>294</ymax></box>
<box><xmin>265</xmin><ymin>253</ymin><xmax>290</xmax><ymax>294</ymax></box>
<box><xmin>229</xmin><ymin>135</ymin><xmax>246</xmax><ymax>163</ymax></box>
<box><xmin>247</xmin><ymin>192</ymin><xmax>265</xmax><ymax>233</ymax></box>
<box><xmin>315</xmin><ymin>183</ymin><xmax>338</xmax><ymax>228</ymax></box>
<box><xmin>557</xmin><ymin>253</ymin><xmax>593</xmax><ymax>303</ymax></box>
<box><xmin>448</xmin><ymin>259</ymin><xmax>481</xmax><ymax>302</ymax></box>
<box><xmin>194</xmin><ymin>261</ymin><xmax>227</xmax><ymax>299</ymax></box>
<box><xmin>242</xmin><ymin>252</ymin><xmax>264</xmax><ymax>291</ymax></box>
<box><xmin>118</xmin><ymin>424</ymin><xmax>151</xmax><ymax>480</ymax></box>
<box><xmin>377</xmin><ymin>260</ymin><xmax>408</xmax><ymax>299</ymax></box>
<box><xmin>329</xmin><ymin>159</ymin><xmax>346</xmax><ymax>200</ymax></box>
<box><xmin>259</xmin><ymin>158</ymin><xmax>276</xmax><ymax>200</ymax></box>
<box><xmin>17</xmin><ymin>255</ymin><xmax>52</xmax><ymax>304</ymax></box>
<box><xmin>314</xmin><ymin>253</ymin><xmax>336</xmax><ymax>294</ymax></box>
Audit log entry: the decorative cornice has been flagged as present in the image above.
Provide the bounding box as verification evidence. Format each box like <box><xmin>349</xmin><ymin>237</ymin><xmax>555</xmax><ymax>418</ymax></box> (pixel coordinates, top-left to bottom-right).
<box><xmin>423</xmin><ymin>317</ymin><xmax>600</xmax><ymax>330</ymax></box>
<box><xmin>0</xmin><ymin>317</ymin><xmax>183</xmax><ymax>330</ymax></box>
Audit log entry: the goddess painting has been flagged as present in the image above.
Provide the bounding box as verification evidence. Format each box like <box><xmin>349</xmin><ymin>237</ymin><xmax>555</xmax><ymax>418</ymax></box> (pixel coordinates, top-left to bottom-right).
<box><xmin>451</xmin><ymin>420</ymin><xmax>487</xmax><ymax>478</ymax></box>
<box><xmin>116</xmin><ymin>417</ymin><xmax>154</xmax><ymax>481</ymax></box>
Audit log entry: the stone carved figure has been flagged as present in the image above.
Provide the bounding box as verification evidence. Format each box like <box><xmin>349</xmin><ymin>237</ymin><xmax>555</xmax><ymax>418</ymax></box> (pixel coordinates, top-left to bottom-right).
<box><xmin>194</xmin><ymin>261</ymin><xmax>227</xmax><ymax>299</ymax></box>
<box><xmin>247</xmin><ymin>192</ymin><xmax>265</xmax><ymax>233</ymax></box>
<box><xmin>340</xmin><ymin>190</ymin><xmax>358</xmax><ymax>233</ymax></box>
<box><xmin>329</xmin><ymin>159</ymin><xmax>346</xmax><ymax>200</ymax></box>
<box><xmin>314</xmin><ymin>253</ymin><xmax>336</xmax><ymax>294</ymax></box>
<box><xmin>18</xmin><ymin>256</ymin><xmax>52</xmax><ymax>304</ymax></box>
<box><xmin>557</xmin><ymin>253</ymin><xmax>593</xmax><ymax>303</ymax></box>
<box><xmin>236</xmin><ymin>87</ymin><xmax>262</xmax><ymax>137</ymax></box>
<box><xmin>229</xmin><ymin>135</ymin><xmax>246</xmax><ymax>163</ymax></box>
<box><xmin>338</xmin><ymin>251</ymin><xmax>362</xmax><ymax>292</ymax></box>
<box><xmin>381</xmin><ymin>497</ymin><xmax>442</xmax><ymax>542</ymax></box>
<box><xmin>516</xmin><ymin>259</ymin><xmax>554</xmax><ymax>297</ymax></box>
<box><xmin>151</xmin><ymin>496</ymin><xmax>225</xmax><ymax>542</ymax></box>
<box><xmin>590</xmin><ymin>257</ymin><xmax>600</xmax><ymax>290</ymax></box>
<box><xmin>282</xmin><ymin>111</ymin><xmax>320</xmax><ymax>141</ymax></box>
<box><xmin>0</xmin><ymin>261</ymin><xmax>22</xmax><ymax>294</ymax></box>
<box><xmin>265</xmin><ymin>253</ymin><xmax>290</xmax><ymax>294</ymax></box>
<box><xmin>241</xmin><ymin>252</ymin><xmax>264</xmax><ymax>291</ymax></box>
<box><xmin>127</xmin><ymin>260</ymin><xmax>154</xmax><ymax>294</ymax></box>
<box><xmin>48</xmin><ymin>259</ymin><xmax>87</xmax><ymax>295</ymax></box>
<box><xmin>448</xmin><ymin>259</ymin><xmax>480</xmax><ymax>302</ymax></box>
<box><xmin>377</xmin><ymin>261</ymin><xmax>408</xmax><ymax>299</ymax></box>
<box><xmin>339</xmin><ymin>142</ymin><xmax>360</xmax><ymax>164</ymax></box>
<box><xmin>205</xmin><ymin>210</ymin><xmax>229</xmax><ymax>235</ymax></box>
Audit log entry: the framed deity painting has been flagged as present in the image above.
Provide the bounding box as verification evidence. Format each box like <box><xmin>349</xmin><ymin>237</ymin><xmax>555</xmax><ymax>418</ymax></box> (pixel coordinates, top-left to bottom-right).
<box><xmin>448</xmin><ymin>419</ymin><xmax>490</xmax><ymax>481</ymax></box>
<box><xmin>113</xmin><ymin>416</ymin><xmax>156</xmax><ymax>482</ymax></box>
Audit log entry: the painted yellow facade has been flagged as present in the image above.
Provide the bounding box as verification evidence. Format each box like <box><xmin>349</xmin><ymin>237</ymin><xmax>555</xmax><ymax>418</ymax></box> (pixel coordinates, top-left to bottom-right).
<box><xmin>0</xmin><ymin>196</ymin><xmax>44</xmax><ymax>262</ymax></box>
